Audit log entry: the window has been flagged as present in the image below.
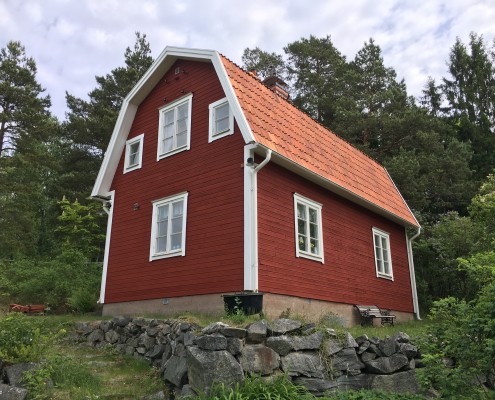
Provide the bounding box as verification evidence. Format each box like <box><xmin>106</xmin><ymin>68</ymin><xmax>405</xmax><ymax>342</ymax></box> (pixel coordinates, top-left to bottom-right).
<box><xmin>150</xmin><ymin>192</ymin><xmax>188</xmax><ymax>260</ymax></box>
<box><xmin>124</xmin><ymin>134</ymin><xmax>144</xmax><ymax>173</ymax></box>
<box><xmin>157</xmin><ymin>94</ymin><xmax>193</xmax><ymax>160</ymax></box>
<box><xmin>294</xmin><ymin>193</ymin><xmax>324</xmax><ymax>263</ymax></box>
<box><xmin>208</xmin><ymin>97</ymin><xmax>233</xmax><ymax>142</ymax></box>
<box><xmin>372</xmin><ymin>228</ymin><xmax>393</xmax><ymax>280</ymax></box>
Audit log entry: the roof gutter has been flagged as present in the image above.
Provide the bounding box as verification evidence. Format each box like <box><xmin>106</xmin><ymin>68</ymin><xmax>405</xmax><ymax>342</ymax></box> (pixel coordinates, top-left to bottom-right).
<box><xmin>406</xmin><ymin>227</ymin><xmax>421</xmax><ymax>319</ymax></box>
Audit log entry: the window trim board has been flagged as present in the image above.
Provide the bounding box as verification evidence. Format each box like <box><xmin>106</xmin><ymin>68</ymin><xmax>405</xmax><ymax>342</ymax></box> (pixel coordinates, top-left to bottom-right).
<box><xmin>123</xmin><ymin>133</ymin><xmax>144</xmax><ymax>173</ymax></box>
<box><xmin>208</xmin><ymin>97</ymin><xmax>234</xmax><ymax>142</ymax></box>
<box><xmin>372</xmin><ymin>227</ymin><xmax>394</xmax><ymax>280</ymax></box>
<box><xmin>293</xmin><ymin>193</ymin><xmax>324</xmax><ymax>263</ymax></box>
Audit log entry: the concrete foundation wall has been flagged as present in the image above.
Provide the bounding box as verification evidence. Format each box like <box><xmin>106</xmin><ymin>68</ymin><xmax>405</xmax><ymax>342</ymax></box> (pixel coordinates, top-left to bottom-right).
<box><xmin>102</xmin><ymin>292</ymin><xmax>415</xmax><ymax>327</ymax></box>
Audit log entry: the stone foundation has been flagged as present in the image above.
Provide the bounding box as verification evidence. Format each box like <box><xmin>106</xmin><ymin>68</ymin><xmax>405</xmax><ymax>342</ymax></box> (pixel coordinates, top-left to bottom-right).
<box><xmin>102</xmin><ymin>293</ymin><xmax>415</xmax><ymax>327</ymax></box>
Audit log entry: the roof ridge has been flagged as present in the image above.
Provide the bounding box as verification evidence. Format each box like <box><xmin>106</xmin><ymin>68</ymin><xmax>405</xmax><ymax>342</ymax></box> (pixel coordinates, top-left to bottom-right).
<box><xmin>219</xmin><ymin>53</ymin><xmax>386</xmax><ymax>171</ymax></box>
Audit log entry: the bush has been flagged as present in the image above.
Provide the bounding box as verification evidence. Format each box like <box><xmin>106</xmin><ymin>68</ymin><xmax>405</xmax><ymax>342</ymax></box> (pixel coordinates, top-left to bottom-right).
<box><xmin>0</xmin><ymin>248</ymin><xmax>101</xmax><ymax>312</ymax></box>
<box><xmin>0</xmin><ymin>313</ymin><xmax>64</xmax><ymax>363</ymax></box>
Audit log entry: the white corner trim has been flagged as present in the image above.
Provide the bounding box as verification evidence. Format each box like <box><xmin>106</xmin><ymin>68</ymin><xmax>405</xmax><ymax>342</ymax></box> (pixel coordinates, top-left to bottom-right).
<box><xmin>98</xmin><ymin>190</ymin><xmax>115</xmax><ymax>304</ymax></box>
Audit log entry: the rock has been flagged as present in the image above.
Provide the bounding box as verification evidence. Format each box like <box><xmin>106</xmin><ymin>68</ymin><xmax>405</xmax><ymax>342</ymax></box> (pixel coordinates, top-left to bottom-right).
<box><xmin>74</xmin><ymin>322</ymin><xmax>92</xmax><ymax>336</ymax></box>
<box><xmin>332</xmin><ymin>348</ymin><xmax>365</xmax><ymax>371</ymax></box>
<box><xmin>138</xmin><ymin>333</ymin><xmax>156</xmax><ymax>350</ymax></box>
<box><xmin>344</xmin><ymin>332</ymin><xmax>358</xmax><ymax>348</ymax></box>
<box><xmin>365</xmin><ymin>353</ymin><xmax>409</xmax><ymax>374</ymax></box>
<box><xmin>100</xmin><ymin>320</ymin><xmax>113</xmax><ymax>333</ymax></box>
<box><xmin>4</xmin><ymin>363</ymin><xmax>39</xmax><ymax>387</ymax></box>
<box><xmin>246</xmin><ymin>320</ymin><xmax>267</xmax><ymax>343</ymax></box>
<box><xmin>176</xmin><ymin>384</ymin><xmax>196</xmax><ymax>399</ymax></box>
<box><xmin>378</xmin><ymin>337</ymin><xmax>399</xmax><ymax>357</ymax></box>
<box><xmin>143</xmin><ymin>390</ymin><xmax>166</xmax><ymax>400</ymax></box>
<box><xmin>146</xmin><ymin>326</ymin><xmax>160</xmax><ymax>337</ymax></box>
<box><xmin>0</xmin><ymin>383</ymin><xmax>28</xmax><ymax>400</ymax></box>
<box><xmin>183</xmin><ymin>332</ymin><xmax>197</xmax><ymax>346</ymax></box>
<box><xmin>196</xmin><ymin>334</ymin><xmax>228</xmax><ymax>351</ymax></box>
<box><xmin>87</xmin><ymin>329</ymin><xmax>104</xmax><ymax>345</ymax></box>
<box><xmin>291</xmin><ymin>331</ymin><xmax>324</xmax><ymax>351</ymax></box>
<box><xmin>202</xmin><ymin>322</ymin><xmax>228</xmax><ymax>335</ymax></box>
<box><xmin>302</xmin><ymin>323</ymin><xmax>317</xmax><ymax>334</ymax></box>
<box><xmin>325</xmin><ymin>338</ymin><xmax>344</xmax><ymax>355</ymax></box>
<box><xmin>266</xmin><ymin>336</ymin><xmax>293</xmax><ymax>356</ymax></box>
<box><xmin>368</xmin><ymin>343</ymin><xmax>383</xmax><ymax>356</ymax></box>
<box><xmin>219</xmin><ymin>327</ymin><xmax>247</xmax><ymax>339</ymax></box>
<box><xmin>186</xmin><ymin>347</ymin><xmax>244</xmax><ymax>392</ymax></box>
<box><xmin>105</xmin><ymin>330</ymin><xmax>120</xmax><ymax>344</ymax></box>
<box><xmin>399</xmin><ymin>343</ymin><xmax>418</xmax><ymax>359</ymax></box>
<box><xmin>281</xmin><ymin>352</ymin><xmax>325</xmax><ymax>378</ymax></box>
<box><xmin>370</xmin><ymin>370</ymin><xmax>420</xmax><ymax>394</ymax></box>
<box><xmin>357</xmin><ymin>341</ymin><xmax>370</xmax><ymax>354</ymax></box>
<box><xmin>392</xmin><ymin>332</ymin><xmax>411</xmax><ymax>343</ymax></box>
<box><xmin>295</xmin><ymin>374</ymin><xmax>371</xmax><ymax>395</ymax></box>
<box><xmin>326</xmin><ymin>328</ymin><xmax>337</xmax><ymax>337</ymax></box>
<box><xmin>163</xmin><ymin>355</ymin><xmax>188</xmax><ymax>387</ymax></box>
<box><xmin>360</xmin><ymin>351</ymin><xmax>377</xmax><ymax>363</ymax></box>
<box><xmin>240</xmin><ymin>344</ymin><xmax>280</xmax><ymax>375</ymax></box>
<box><xmin>147</xmin><ymin>344</ymin><xmax>166</xmax><ymax>359</ymax></box>
<box><xmin>355</xmin><ymin>335</ymin><xmax>369</xmax><ymax>345</ymax></box>
<box><xmin>226</xmin><ymin>337</ymin><xmax>242</xmax><ymax>356</ymax></box>
<box><xmin>268</xmin><ymin>319</ymin><xmax>302</xmax><ymax>336</ymax></box>
<box><xmin>112</xmin><ymin>315</ymin><xmax>132</xmax><ymax>327</ymax></box>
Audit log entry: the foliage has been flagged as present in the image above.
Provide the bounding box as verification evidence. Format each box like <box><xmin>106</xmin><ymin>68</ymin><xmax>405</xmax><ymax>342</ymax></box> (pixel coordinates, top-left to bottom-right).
<box><xmin>328</xmin><ymin>390</ymin><xmax>425</xmax><ymax>400</ymax></box>
<box><xmin>418</xmin><ymin>283</ymin><xmax>495</xmax><ymax>399</ymax></box>
<box><xmin>0</xmin><ymin>313</ymin><xmax>64</xmax><ymax>363</ymax></box>
<box><xmin>242</xmin><ymin>47</ymin><xmax>286</xmax><ymax>80</ymax></box>
<box><xmin>56</xmin><ymin>197</ymin><xmax>106</xmax><ymax>260</ymax></box>
<box><xmin>0</xmin><ymin>248</ymin><xmax>101</xmax><ymax>312</ymax></box>
<box><xmin>195</xmin><ymin>374</ymin><xmax>314</xmax><ymax>400</ymax></box>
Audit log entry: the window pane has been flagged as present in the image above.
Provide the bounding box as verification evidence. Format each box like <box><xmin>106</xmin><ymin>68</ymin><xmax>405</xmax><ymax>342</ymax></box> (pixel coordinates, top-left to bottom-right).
<box><xmin>381</xmin><ymin>237</ymin><xmax>387</xmax><ymax>250</ymax></box>
<box><xmin>157</xmin><ymin>220</ymin><xmax>168</xmax><ymax>237</ymax></box>
<box><xmin>216</xmin><ymin>103</ymin><xmax>229</xmax><ymax>120</ymax></box>
<box><xmin>297</xmin><ymin>204</ymin><xmax>306</xmax><ymax>220</ymax></box>
<box><xmin>176</xmin><ymin>132</ymin><xmax>187</xmax><ymax>148</ymax></box>
<box><xmin>156</xmin><ymin>236</ymin><xmax>167</xmax><ymax>253</ymax></box>
<box><xmin>172</xmin><ymin>201</ymin><xmax>183</xmax><ymax>217</ymax></box>
<box><xmin>298</xmin><ymin>235</ymin><xmax>306</xmax><ymax>251</ymax></box>
<box><xmin>158</xmin><ymin>205</ymin><xmax>169</xmax><ymax>221</ymax></box>
<box><xmin>215</xmin><ymin>118</ymin><xmax>229</xmax><ymax>134</ymax></box>
<box><xmin>177</xmin><ymin>103</ymin><xmax>188</xmax><ymax>119</ymax></box>
<box><xmin>383</xmin><ymin>260</ymin><xmax>390</xmax><ymax>275</ymax></box>
<box><xmin>309</xmin><ymin>208</ymin><xmax>317</xmax><ymax>223</ymax></box>
<box><xmin>171</xmin><ymin>217</ymin><xmax>182</xmax><ymax>234</ymax></box>
<box><xmin>164</xmin><ymin>109</ymin><xmax>175</xmax><ymax>125</ymax></box>
<box><xmin>163</xmin><ymin>137</ymin><xmax>173</xmax><ymax>153</ymax></box>
<box><xmin>164</xmin><ymin>123</ymin><xmax>175</xmax><ymax>139</ymax></box>
<box><xmin>309</xmin><ymin>222</ymin><xmax>318</xmax><ymax>239</ymax></box>
<box><xmin>177</xmin><ymin>118</ymin><xmax>187</xmax><ymax>135</ymax></box>
<box><xmin>298</xmin><ymin>219</ymin><xmax>306</xmax><ymax>235</ymax></box>
<box><xmin>310</xmin><ymin>238</ymin><xmax>318</xmax><ymax>254</ymax></box>
<box><xmin>170</xmin><ymin>233</ymin><xmax>182</xmax><ymax>250</ymax></box>
<box><xmin>129</xmin><ymin>152</ymin><xmax>138</xmax><ymax>166</ymax></box>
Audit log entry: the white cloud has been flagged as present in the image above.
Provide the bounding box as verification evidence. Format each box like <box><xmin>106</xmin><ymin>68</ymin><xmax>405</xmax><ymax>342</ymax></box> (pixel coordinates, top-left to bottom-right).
<box><xmin>1</xmin><ymin>0</ymin><xmax>494</xmax><ymax>119</ymax></box>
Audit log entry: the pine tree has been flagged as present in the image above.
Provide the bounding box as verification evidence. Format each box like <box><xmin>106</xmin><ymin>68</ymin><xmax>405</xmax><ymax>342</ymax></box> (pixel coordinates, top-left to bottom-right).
<box><xmin>61</xmin><ymin>32</ymin><xmax>154</xmax><ymax>200</ymax></box>
<box><xmin>442</xmin><ymin>33</ymin><xmax>495</xmax><ymax>180</ymax></box>
<box><xmin>242</xmin><ymin>47</ymin><xmax>286</xmax><ymax>80</ymax></box>
<box><xmin>284</xmin><ymin>35</ymin><xmax>346</xmax><ymax>126</ymax></box>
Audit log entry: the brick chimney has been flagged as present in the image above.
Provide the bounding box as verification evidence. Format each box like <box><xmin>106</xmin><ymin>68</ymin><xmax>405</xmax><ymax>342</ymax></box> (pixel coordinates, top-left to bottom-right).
<box><xmin>262</xmin><ymin>75</ymin><xmax>289</xmax><ymax>100</ymax></box>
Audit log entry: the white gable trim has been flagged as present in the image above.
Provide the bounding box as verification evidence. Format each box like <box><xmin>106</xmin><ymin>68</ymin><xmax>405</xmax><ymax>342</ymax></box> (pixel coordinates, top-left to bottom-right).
<box><xmin>91</xmin><ymin>47</ymin><xmax>255</xmax><ymax>198</ymax></box>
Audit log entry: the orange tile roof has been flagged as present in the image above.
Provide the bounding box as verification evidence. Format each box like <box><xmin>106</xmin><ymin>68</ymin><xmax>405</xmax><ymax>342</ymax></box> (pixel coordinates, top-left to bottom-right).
<box><xmin>221</xmin><ymin>55</ymin><xmax>419</xmax><ymax>228</ymax></box>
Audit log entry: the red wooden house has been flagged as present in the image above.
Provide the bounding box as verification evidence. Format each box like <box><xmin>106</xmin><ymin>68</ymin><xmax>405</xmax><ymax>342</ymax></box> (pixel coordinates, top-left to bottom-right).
<box><xmin>92</xmin><ymin>47</ymin><xmax>421</xmax><ymax>324</ymax></box>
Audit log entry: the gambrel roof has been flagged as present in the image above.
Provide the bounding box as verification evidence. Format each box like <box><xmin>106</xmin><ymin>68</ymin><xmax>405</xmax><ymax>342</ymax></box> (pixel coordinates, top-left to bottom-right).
<box><xmin>92</xmin><ymin>47</ymin><xmax>419</xmax><ymax>228</ymax></box>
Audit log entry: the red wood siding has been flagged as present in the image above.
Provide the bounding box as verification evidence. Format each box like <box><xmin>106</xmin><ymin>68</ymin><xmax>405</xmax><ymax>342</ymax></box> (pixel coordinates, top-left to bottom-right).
<box><xmin>257</xmin><ymin>162</ymin><xmax>414</xmax><ymax>313</ymax></box>
<box><xmin>106</xmin><ymin>60</ymin><xmax>245</xmax><ymax>303</ymax></box>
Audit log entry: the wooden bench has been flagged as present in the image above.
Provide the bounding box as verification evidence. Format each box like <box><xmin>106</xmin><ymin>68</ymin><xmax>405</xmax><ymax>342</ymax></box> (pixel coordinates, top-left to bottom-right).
<box><xmin>354</xmin><ymin>305</ymin><xmax>396</xmax><ymax>326</ymax></box>
<box><xmin>9</xmin><ymin>304</ymin><xmax>47</xmax><ymax>315</ymax></box>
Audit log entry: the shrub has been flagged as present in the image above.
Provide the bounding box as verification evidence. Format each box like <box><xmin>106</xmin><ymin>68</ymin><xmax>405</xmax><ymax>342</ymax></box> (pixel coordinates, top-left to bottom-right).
<box><xmin>0</xmin><ymin>313</ymin><xmax>64</xmax><ymax>363</ymax></box>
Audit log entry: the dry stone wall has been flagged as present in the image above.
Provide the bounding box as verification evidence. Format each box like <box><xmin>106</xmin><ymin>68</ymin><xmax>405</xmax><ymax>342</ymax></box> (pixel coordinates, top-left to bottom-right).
<box><xmin>77</xmin><ymin>317</ymin><xmax>422</xmax><ymax>398</ymax></box>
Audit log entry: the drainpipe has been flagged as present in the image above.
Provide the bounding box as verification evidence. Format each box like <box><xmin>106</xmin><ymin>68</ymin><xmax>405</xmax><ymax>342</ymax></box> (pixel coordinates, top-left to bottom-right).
<box><xmin>93</xmin><ymin>191</ymin><xmax>115</xmax><ymax>304</ymax></box>
<box><xmin>244</xmin><ymin>144</ymin><xmax>272</xmax><ymax>291</ymax></box>
<box><xmin>406</xmin><ymin>227</ymin><xmax>421</xmax><ymax>320</ymax></box>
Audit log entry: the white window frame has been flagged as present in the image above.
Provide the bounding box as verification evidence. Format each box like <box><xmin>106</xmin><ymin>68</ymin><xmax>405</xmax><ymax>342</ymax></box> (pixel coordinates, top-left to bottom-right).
<box><xmin>157</xmin><ymin>93</ymin><xmax>193</xmax><ymax>160</ymax></box>
<box><xmin>293</xmin><ymin>193</ymin><xmax>324</xmax><ymax>263</ymax></box>
<box><xmin>208</xmin><ymin>97</ymin><xmax>234</xmax><ymax>142</ymax></box>
<box><xmin>150</xmin><ymin>192</ymin><xmax>189</xmax><ymax>261</ymax></box>
<box><xmin>123</xmin><ymin>133</ymin><xmax>144</xmax><ymax>173</ymax></box>
<box><xmin>372</xmin><ymin>227</ymin><xmax>394</xmax><ymax>280</ymax></box>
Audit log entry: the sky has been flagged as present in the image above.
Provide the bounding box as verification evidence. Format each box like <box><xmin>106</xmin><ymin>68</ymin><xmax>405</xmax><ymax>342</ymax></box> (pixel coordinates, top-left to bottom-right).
<box><xmin>1</xmin><ymin>0</ymin><xmax>495</xmax><ymax>119</ymax></box>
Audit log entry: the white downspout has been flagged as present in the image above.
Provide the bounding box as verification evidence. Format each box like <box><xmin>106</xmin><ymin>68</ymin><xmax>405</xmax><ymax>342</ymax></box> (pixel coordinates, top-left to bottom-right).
<box><xmin>406</xmin><ymin>227</ymin><xmax>421</xmax><ymax>319</ymax></box>
<box><xmin>244</xmin><ymin>144</ymin><xmax>272</xmax><ymax>291</ymax></box>
<box><xmin>95</xmin><ymin>190</ymin><xmax>115</xmax><ymax>304</ymax></box>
